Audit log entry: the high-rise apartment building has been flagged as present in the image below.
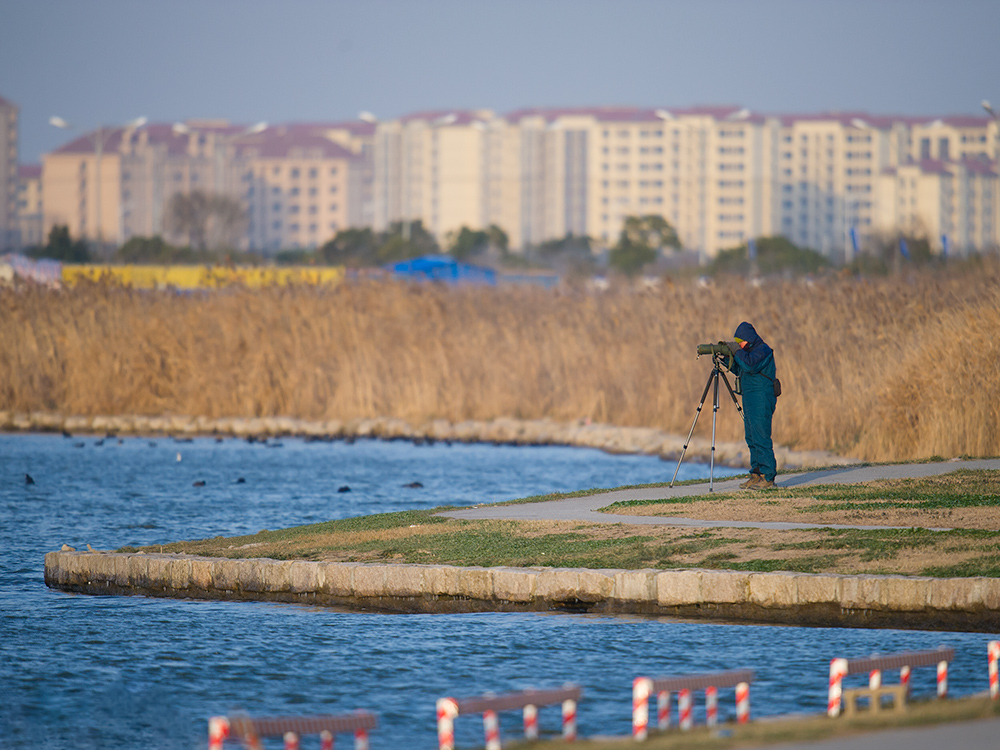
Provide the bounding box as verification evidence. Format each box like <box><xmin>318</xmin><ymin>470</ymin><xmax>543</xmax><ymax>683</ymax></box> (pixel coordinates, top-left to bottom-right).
<box><xmin>16</xmin><ymin>164</ymin><xmax>43</xmax><ymax>248</ymax></box>
<box><xmin>0</xmin><ymin>95</ymin><xmax>18</xmax><ymax>250</ymax></box>
<box><xmin>38</xmin><ymin>105</ymin><xmax>998</xmax><ymax>261</ymax></box>
<box><xmin>42</xmin><ymin>120</ymin><xmax>374</xmax><ymax>253</ymax></box>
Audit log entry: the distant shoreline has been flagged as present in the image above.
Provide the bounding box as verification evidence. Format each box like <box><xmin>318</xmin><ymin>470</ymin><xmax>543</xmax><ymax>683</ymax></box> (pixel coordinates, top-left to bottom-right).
<box><xmin>0</xmin><ymin>411</ymin><xmax>851</xmax><ymax>470</ymax></box>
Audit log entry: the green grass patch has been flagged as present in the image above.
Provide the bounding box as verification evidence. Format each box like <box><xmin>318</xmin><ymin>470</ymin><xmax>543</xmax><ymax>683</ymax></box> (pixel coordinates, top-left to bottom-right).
<box><xmin>600</xmin><ymin>469</ymin><xmax>1000</xmax><ymax>513</ymax></box>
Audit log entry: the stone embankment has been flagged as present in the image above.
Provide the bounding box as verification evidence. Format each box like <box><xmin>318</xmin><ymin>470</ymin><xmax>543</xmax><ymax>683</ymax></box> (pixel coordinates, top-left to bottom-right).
<box><xmin>2</xmin><ymin>411</ymin><xmax>850</xmax><ymax>469</ymax></box>
<box><xmin>45</xmin><ymin>550</ymin><xmax>1000</xmax><ymax>632</ymax></box>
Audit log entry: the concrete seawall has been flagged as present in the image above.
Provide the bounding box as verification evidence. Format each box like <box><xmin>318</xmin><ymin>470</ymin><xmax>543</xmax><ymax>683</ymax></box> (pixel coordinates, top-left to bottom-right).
<box><xmin>2</xmin><ymin>411</ymin><xmax>851</xmax><ymax>469</ymax></box>
<box><xmin>44</xmin><ymin>550</ymin><xmax>1000</xmax><ymax>632</ymax></box>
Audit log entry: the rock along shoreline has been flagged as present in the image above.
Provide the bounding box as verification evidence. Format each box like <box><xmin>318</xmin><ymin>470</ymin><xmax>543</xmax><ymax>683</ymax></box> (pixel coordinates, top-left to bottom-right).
<box><xmin>45</xmin><ymin>550</ymin><xmax>1000</xmax><ymax>633</ymax></box>
<box><xmin>1</xmin><ymin>411</ymin><xmax>851</xmax><ymax>469</ymax></box>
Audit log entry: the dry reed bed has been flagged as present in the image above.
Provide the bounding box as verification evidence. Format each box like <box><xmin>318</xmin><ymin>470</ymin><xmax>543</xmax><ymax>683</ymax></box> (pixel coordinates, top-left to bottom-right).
<box><xmin>2</xmin><ymin>266</ymin><xmax>999</xmax><ymax>462</ymax></box>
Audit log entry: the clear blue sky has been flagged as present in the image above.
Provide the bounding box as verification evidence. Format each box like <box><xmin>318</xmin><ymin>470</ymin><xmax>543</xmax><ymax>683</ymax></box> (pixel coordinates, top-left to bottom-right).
<box><xmin>2</xmin><ymin>0</ymin><xmax>998</xmax><ymax>163</ymax></box>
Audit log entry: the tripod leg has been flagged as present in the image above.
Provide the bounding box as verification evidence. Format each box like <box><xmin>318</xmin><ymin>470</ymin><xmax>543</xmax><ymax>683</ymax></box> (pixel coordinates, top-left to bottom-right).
<box><xmin>669</xmin><ymin>367</ymin><xmax>717</xmax><ymax>487</ymax></box>
<box><xmin>709</xmin><ymin>365</ymin><xmax>720</xmax><ymax>492</ymax></box>
<box><xmin>719</xmin><ymin>370</ymin><xmax>747</xmax><ymax>423</ymax></box>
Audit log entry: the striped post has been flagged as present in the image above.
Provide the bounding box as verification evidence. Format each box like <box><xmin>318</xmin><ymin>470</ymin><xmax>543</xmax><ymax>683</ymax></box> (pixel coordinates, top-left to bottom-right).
<box><xmin>209</xmin><ymin>717</ymin><xmax>230</xmax><ymax>750</ymax></box>
<box><xmin>678</xmin><ymin>689</ymin><xmax>693</xmax><ymax>731</ymax></box>
<box><xmin>354</xmin><ymin>728</ymin><xmax>369</xmax><ymax>750</ymax></box>
<box><xmin>828</xmin><ymin>658</ymin><xmax>848</xmax><ymax>717</ymax></box>
<box><xmin>656</xmin><ymin>690</ymin><xmax>670</xmax><ymax>731</ymax></box>
<box><xmin>283</xmin><ymin>732</ymin><xmax>299</xmax><ymax>750</ymax></box>
<box><xmin>735</xmin><ymin>681</ymin><xmax>750</xmax><ymax>724</ymax></box>
<box><xmin>562</xmin><ymin>698</ymin><xmax>577</xmax><ymax>741</ymax></box>
<box><xmin>705</xmin><ymin>686</ymin><xmax>718</xmax><ymax>727</ymax></box>
<box><xmin>989</xmin><ymin>641</ymin><xmax>1000</xmax><ymax>699</ymax></box>
<box><xmin>523</xmin><ymin>704</ymin><xmax>538</xmax><ymax>740</ymax></box>
<box><xmin>868</xmin><ymin>669</ymin><xmax>881</xmax><ymax>690</ymax></box>
<box><xmin>632</xmin><ymin>677</ymin><xmax>652</xmax><ymax>740</ymax></box>
<box><xmin>899</xmin><ymin>665</ymin><xmax>911</xmax><ymax>698</ymax></box>
<box><xmin>320</xmin><ymin>730</ymin><xmax>333</xmax><ymax>750</ymax></box>
<box><xmin>937</xmin><ymin>660</ymin><xmax>948</xmax><ymax>697</ymax></box>
<box><xmin>483</xmin><ymin>710</ymin><xmax>500</xmax><ymax>750</ymax></box>
<box><xmin>437</xmin><ymin>698</ymin><xmax>459</xmax><ymax>750</ymax></box>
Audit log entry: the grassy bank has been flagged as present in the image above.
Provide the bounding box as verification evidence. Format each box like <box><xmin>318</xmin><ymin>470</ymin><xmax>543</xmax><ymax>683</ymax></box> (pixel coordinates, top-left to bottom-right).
<box><xmin>4</xmin><ymin>261</ymin><xmax>1000</xmax><ymax>461</ymax></box>
<box><xmin>560</xmin><ymin>696</ymin><xmax>1000</xmax><ymax>750</ymax></box>
<box><xmin>129</xmin><ymin>471</ymin><xmax>1000</xmax><ymax>578</ymax></box>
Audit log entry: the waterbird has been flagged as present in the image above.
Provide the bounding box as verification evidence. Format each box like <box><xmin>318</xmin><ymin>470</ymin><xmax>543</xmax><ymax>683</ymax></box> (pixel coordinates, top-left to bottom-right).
<box><xmin>62</xmin><ymin>430</ymin><xmax>72</xmax><ymax>438</ymax></box>
<box><xmin>337</xmin><ymin>485</ymin><xmax>351</xmax><ymax>493</ymax></box>
<box><xmin>176</xmin><ymin>452</ymin><xmax>182</xmax><ymax>462</ymax></box>
<box><xmin>25</xmin><ymin>473</ymin><xmax>34</xmax><ymax>485</ymax></box>
<box><xmin>148</xmin><ymin>441</ymin><xmax>157</xmax><ymax>448</ymax></box>
<box><xmin>236</xmin><ymin>477</ymin><xmax>246</xmax><ymax>484</ymax></box>
<box><xmin>402</xmin><ymin>481</ymin><xmax>424</xmax><ymax>489</ymax></box>
<box><xmin>94</xmin><ymin>439</ymin><xmax>104</xmax><ymax>447</ymax></box>
<box><xmin>73</xmin><ymin>442</ymin><xmax>85</xmax><ymax>448</ymax></box>
<box><xmin>193</xmin><ymin>480</ymin><xmax>206</xmax><ymax>487</ymax></box>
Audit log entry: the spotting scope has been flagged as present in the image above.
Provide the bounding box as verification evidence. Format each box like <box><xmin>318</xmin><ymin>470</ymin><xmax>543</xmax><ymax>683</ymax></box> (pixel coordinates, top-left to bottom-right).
<box><xmin>696</xmin><ymin>341</ymin><xmax>735</xmax><ymax>357</ymax></box>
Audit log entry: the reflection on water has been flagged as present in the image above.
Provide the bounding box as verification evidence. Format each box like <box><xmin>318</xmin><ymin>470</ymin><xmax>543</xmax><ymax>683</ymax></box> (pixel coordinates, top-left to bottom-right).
<box><xmin>0</xmin><ymin>435</ymin><xmax>991</xmax><ymax>749</ymax></box>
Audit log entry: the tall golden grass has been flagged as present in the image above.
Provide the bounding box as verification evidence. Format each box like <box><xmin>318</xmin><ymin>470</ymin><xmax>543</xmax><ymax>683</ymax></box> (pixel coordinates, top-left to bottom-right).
<box><xmin>2</xmin><ymin>262</ymin><xmax>998</xmax><ymax>462</ymax></box>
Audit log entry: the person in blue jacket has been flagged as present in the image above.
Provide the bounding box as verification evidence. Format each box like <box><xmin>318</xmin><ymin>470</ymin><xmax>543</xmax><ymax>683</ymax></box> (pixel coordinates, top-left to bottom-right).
<box><xmin>727</xmin><ymin>321</ymin><xmax>778</xmax><ymax>489</ymax></box>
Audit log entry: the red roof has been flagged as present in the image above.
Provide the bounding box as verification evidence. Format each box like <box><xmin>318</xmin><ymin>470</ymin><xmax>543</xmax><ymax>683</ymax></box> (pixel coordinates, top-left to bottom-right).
<box><xmin>49</xmin><ymin>121</ymin><xmax>363</xmax><ymax>159</ymax></box>
<box><xmin>231</xmin><ymin>127</ymin><xmax>356</xmax><ymax>160</ymax></box>
<box><xmin>962</xmin><ymin>155</ymin><xmax>997</xmax><ymax>176</ymax></box>
<box><xmin>285</xmin><ymin>121</ymin><xmax>376</xmax><ymax>136</ymax></box>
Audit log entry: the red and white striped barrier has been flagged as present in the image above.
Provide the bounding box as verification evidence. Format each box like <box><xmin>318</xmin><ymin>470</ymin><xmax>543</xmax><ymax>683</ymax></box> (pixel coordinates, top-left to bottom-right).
<box><xmin>632</xmin><ymin>669</ymin><xmax>754</xmax><ymax>741</ymax></box>
<box><xmin>989</xmin><ymin>641</ymin><xmax>1000</xmax><ymax>700</ymax></box>
<box><xmin>208</xmin><ymin>712</ymin><xmax>377</xmax><ymax>750</ymax></box>
<box><xmin>827</xmin><ymin>647</ymin><xmax>955</xmax><ymax>717</ymax></box>
<box><xmin>436</xmin><ymin>685</ymin><xmax>582</xmax><ymax>749</ymax></box>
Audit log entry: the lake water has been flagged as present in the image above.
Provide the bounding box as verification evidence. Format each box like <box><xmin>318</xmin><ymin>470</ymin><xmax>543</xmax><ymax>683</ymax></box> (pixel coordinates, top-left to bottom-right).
<box><xmin>1</xmin><ymin>433</ymin><xmax>994</xmax><ymax>749</ymax></box>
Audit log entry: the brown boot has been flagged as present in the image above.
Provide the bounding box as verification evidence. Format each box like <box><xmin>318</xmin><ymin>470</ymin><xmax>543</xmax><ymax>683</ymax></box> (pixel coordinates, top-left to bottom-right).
<box><xmin>739</xmin><ymin>473</ymin><xmax>762</xmax><ymax>489</ymax></box>
<box><xmin>752</xmin><ymin>478</ymin><xmax>776</xmax><ymax>490</ymax></box>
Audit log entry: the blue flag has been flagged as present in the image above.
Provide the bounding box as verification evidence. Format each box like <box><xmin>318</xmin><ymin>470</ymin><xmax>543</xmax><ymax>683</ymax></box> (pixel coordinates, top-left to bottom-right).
<box><xmin>941</xmin><ymin>234</ymin><xmax>949</xmax><ymax>257</ymax></box>
<box><xmin>899</xmin><ymin>238</ymin><xmax>910</xmax><ymax>259</ymax></box>
<box><xmin>849</xmin><ymin>227</ymin><xmax>859</xmax><ymax>255</ymax></box>
<box><xmin>747</xmin><ymin>238</ymin><xmax>757</xmax><ymax>261</ymax></box>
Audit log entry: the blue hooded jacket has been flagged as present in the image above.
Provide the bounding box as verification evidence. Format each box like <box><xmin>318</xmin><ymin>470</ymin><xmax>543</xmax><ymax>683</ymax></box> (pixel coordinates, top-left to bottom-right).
<box><xmin>731</xmin><ymin>321</ymin><xmax>776</xmax><ymax>389</ymax></box>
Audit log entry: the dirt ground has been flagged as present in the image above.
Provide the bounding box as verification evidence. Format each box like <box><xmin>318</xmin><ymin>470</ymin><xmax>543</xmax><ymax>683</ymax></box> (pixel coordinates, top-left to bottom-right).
<box><xmin>606</xmin><ymin>483</ymin><xmax>999</xmax><ymax>531</ymax></box>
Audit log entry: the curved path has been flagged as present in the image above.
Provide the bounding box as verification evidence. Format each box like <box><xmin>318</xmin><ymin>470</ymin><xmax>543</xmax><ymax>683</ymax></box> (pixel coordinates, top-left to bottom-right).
<box><xmin>441</xmin><ymin>458</ymin><xmax>1000</xmax><ymax>531</ymax></box>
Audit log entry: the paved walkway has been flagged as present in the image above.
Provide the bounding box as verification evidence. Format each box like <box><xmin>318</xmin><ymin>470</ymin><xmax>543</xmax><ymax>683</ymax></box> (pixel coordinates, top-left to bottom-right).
<box><xmin>441</xmin><ymin>458</ymin><xmax>1000</xmax><ymax>531</ymax></box>
<box><xmin>757</xmin><ymin>716</ymin><xmax>1000</xmax><ymax>750</ymax></box>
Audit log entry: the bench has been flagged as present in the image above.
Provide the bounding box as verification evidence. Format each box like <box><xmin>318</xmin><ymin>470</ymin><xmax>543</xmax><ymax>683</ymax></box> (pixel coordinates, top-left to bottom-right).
<box><xmin>842</xmin><ymin>684</ymin><xmax>908</xmax><ymax>716</ymax></box>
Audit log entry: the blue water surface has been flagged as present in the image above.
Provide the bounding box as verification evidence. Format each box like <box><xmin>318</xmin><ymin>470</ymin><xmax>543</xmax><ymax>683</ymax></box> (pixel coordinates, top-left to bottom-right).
<box><xmin>0</xmin><ymin>434</ymin><xmax>994</xmax><ymax>749</ymax></box>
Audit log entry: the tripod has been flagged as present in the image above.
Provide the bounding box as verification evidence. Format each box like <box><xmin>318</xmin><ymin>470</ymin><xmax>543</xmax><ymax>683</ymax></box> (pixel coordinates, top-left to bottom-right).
<box><xmin>670</xmin><ymin>353</ymin><xmax>747</xmax><ymax>492</ymax></box>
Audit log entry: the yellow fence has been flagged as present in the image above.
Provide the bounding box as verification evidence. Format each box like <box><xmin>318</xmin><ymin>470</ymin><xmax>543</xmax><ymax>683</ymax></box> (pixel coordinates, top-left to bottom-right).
<box><xmin>61</xmin><ymin>265</ymin><xmax>345</xmax><ymax>290</ymax></box>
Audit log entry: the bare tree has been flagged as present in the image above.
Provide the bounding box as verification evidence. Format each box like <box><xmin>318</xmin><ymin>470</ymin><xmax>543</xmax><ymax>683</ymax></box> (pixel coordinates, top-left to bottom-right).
<box><xmin>164</xmin><ymin>191</ymin><xmax>246</xmax><ymax>251</ymax></box>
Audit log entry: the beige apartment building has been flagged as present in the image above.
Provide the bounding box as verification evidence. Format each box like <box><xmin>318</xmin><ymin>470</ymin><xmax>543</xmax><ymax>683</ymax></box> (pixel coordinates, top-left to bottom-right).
<box><xmin>375</xmin><ymin>106</ymin><xmax>779</xmax><ymax>257</ymax></box>
<box><xmin>0</xmin><ymin>95</ymin><xmax>18</xmax><ymax>250</ymax></box>
<box><xmin>16</xmin><ymin>164</ymin><xmax>43</xmax><ymax>247</ymax></box>
<box><xmin>42</xmin><ymin>120</ymin><xmax>374</xmax><ymax>253</ymax></box>
<box><xmin>375</xmin><ymin>106</ymin><xmax>997</xmax><ymax>260</ymax></box>
<box><xmin>37</xmin><ymin>104</ymin><xmax>998</xmax><ymax>262</ymax></box>
<box><xmin>878</xmin><ymin>157</ymin><xmax>997</xmax><ymax>254</ymax></box>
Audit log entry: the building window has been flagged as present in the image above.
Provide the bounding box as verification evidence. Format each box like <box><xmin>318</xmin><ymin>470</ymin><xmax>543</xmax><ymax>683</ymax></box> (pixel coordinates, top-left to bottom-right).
<box><xmin>291</xmin><ymin>168</ymin><xmax>300</xmax><ymax>178</ymax></box>
<box><xmin>329</xmin><ymin>203</ymin><xmax>338</xmax><ymax>211</ymax></box>
<box><xmin>329</xmin><ymin>167</ymin><xmax>338</xmax><ymax>175</ymax></box>
<box><xmin>329</xmin><ymin>185</ymin><xmax>338</xmax><ymax>193</ymax></box>
<box><xmin>309</xmin><ymin>168</ymin><xmax>318</xmax><ymax>179</ymax></box>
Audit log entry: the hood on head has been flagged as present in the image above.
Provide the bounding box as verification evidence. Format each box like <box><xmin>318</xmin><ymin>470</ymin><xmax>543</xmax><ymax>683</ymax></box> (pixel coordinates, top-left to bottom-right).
<box><xmin>734</xmin><ymin>321</ymin><xmax>762</xmax><ymax>347</ymax></box>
